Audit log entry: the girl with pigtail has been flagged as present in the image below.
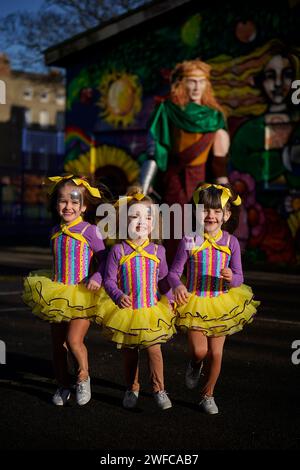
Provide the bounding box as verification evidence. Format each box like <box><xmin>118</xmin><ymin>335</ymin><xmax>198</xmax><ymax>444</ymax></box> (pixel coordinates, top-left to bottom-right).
<box><xmin>100</xmin><ymin>186</ymin><xmax>176</xmax><ymax>410</ymax></box>
<box><xmin>168</xmin><ymin>183</ymin><xmax>260</xmax><ymax>414</ymax></box>
<box><xmin>23</xmin><ymin>175</ymin><xmax>109</xmax><ymax>406</ymax></box>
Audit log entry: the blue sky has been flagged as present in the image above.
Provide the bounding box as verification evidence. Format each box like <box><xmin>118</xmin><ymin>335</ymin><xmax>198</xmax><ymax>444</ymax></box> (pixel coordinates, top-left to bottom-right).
<box><xmin>1</xmin><ymin>1</ymin><xmax>53</xmax><ymax>72</ymax></box>
<box><xmin>1</xmin><ymin>0</ymin><xmax>44</xmax><ymax>16</ymax></box>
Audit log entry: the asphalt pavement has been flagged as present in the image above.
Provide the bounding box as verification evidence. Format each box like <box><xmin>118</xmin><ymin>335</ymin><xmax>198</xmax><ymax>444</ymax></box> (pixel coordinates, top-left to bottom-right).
<box><xmin>0</xmin><ymin>246</ymin><xmax>299</xmax><ymax>461</ymax></box>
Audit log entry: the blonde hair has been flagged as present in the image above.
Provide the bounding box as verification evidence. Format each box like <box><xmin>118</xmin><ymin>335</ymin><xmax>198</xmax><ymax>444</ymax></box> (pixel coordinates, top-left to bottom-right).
<box><xmin>115</xmin><ymin>186</ymin><xmax>162</xmax><ymax>243</ymax></box>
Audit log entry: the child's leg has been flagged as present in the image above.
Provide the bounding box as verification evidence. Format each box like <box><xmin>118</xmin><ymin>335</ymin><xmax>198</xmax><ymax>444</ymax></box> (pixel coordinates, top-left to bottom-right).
<box><xmin>188</xmin><ymin>329</ymin><xmax>208</xmax><ymax>367</ymax></box>
<box><xmin>147</xmin><ymin>344</ymin><xmax>164</xmax><ymax>393</ymax></box>
<box><xmin>50</xmin><ymin>323</ymin><xmax>70</xmax><ymax>387</ymax></box>
<box><xmin>122</xmin><ymin>348</ymin><xmax>140</xmax><ymax>392</ymax></box>
<box><xmin>200</xmin><ymin>336</ymin><xmax>226</xmax><ymax>397</ymax></box>
<box><xmin>66</xmin><ymin>319</ymin><xmax>90</xmax><ymax>383</ymax></box>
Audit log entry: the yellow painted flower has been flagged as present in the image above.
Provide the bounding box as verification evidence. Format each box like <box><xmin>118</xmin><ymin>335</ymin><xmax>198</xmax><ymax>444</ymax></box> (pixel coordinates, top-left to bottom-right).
<box><xmin>65</xmin><ymin>144</ymin><xmax>140</xmax><ymax>193</ymax></box>
<box><xmin>98</xmin><ymin>71</ymin><xmax>142</xmax><ymax>127</ymax></box>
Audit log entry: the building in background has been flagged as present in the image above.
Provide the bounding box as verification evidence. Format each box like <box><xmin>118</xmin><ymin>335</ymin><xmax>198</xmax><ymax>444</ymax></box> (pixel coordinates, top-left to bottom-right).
<box><xmin>44</xmin><ymin>0</ymin><xmax>300</xmax><ymax>267</ymax></box>
<box><xmin>0</xmin><ymin>53</ymin><xmax>65</xmax><ymax>243</ymax></box>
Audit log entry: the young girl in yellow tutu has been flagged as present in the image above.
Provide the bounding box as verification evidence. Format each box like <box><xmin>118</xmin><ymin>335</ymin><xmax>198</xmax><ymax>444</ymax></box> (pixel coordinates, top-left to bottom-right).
<box><xmin>99</xmin><ymin>188</ymin><xmax>176</xmax><ymax>410</ymax></box>
<box><xmin>168</xmin><ymin>183</ymin><xmax>260</xmax><ymax>414</ymax></box>
<box><xmin>23</xmin><ymin>175</ymin><xmax>107</xmax><ymax>406</ymax></box>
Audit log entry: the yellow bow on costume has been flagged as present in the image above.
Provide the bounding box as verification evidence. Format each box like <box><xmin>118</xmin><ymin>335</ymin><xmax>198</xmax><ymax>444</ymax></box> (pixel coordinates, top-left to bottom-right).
<box><xmin>120</xmin><ymin>239</ymin><xmax>160</xmax><ymax>265</ymax></box>
<box><xmin>46</xmin><ymin>175</ymin><xmax>102</xmax><ymax>199</ymax></box>
<box><xmin>115</xmin><ymin>193</ymin><xmax>145</xmax><ymax>207</ymax></box>
<box><xmin>191</xmin><ymin>230</ymin><xmax>231</xmax><ymax>256</ymax></box>
<box><xmin>51</xmin><ymin>216</ymin><xmax>89</xmax><ymax>245</ymax></box>
<box><xmin>193</xmin><ymin>184</ymin><xmax>241</xmax><ymax>208</ymax></box>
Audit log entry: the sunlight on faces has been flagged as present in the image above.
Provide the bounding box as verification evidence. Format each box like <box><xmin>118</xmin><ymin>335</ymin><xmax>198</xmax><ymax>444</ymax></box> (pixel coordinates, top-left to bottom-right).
<box><xmin>57</xmin><ymin>184</ymin><xmax>86</xmax><ymax>224</ymax></box>
<box><xmin>127</xmin><ymin>202</ymin><xmax>156</xmax><ymax>241</ymax></box>
<box><xmin>184</xmin><ymin>74</ymin><xmax>207</xmax><ymax>103</ymax></box>
<box><xmin>199</xmin><ymin>206</ymin><xmax>231</xmax><ymax>237</ymax></box>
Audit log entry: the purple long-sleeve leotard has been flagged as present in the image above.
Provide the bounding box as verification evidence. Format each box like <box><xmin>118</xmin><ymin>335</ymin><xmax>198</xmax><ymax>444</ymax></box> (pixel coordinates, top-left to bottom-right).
<box><xmin>51</xmin><ymin>221</ymin><xmax>106</xmax><ymax>285</ymax></box>
<box><xmin>168</xmin><ymin>231</ymin><xmax>244</xmax><ymax>290</ymax></box>
<box><xmin>104</xmin><ymin>241</ymin><xmax>172</xmax><ymax>306</ymax></box>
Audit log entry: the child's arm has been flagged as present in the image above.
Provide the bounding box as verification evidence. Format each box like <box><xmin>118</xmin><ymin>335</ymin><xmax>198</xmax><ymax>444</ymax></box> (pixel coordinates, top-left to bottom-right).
<box><xmin>227</xmin><ymin>235</ymin><xmax>244</xmax><ymax>287</ymax></box>
<box><xmin>84</xmin><ymin>225</ymin><xmax>106</xmax><ymax>288</ymax></box>
<box><xmin>103</xmin><ymin>245</ymin><xmax>127</xmax><ymax>306</ymax></box>
<box><xmin>157</xmin><ymin>245</ymin><xmax>169</xmax><ymax>292</ymax></box>
<box><xmin>156</xmin><ymin>245</ymin><xmax>172</xmax><ymax>299</ymax></box>
<box><xmin>168</xmin><ymin>238</ymin><xmax>190</xmax><ymax>305</ymax></box>
<box><xmin>167</xmin><ymin>238</ymin><xmax>189</xmax><ymax>289</ymax></box>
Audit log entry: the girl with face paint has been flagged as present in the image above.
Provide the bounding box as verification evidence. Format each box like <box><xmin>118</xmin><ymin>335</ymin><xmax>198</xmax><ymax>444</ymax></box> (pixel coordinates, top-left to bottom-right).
<box><xmin>22</xmin><ymin>175</ymin><xmax>108</xmax><ymax>407</ymax></box>
<box><xmin>168</xmin><ymin>183</ymin><xmax>260</xmax><ymax>414</ymax></box>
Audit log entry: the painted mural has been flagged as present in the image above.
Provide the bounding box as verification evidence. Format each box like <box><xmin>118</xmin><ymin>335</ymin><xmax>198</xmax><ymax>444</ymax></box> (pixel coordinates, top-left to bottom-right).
<box><xmin>65</xmin><ymin>1</ymin><xmax>300</xmax><ymax>267</ymax></box>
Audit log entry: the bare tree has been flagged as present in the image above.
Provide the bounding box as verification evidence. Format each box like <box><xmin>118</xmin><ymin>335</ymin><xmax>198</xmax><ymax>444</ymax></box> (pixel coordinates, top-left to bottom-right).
<box><xmin>0</xmin><ymin>0</ymin><xmax>152</xmax><ymax>71</ymax></box>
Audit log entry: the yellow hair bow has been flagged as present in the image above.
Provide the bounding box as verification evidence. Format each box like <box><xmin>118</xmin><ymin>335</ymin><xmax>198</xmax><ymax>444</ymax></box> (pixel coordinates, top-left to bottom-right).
<box><xmin>46</xmin><ymin>175</ymin><xmax>101</xmax><ymax>199</ymax></box>
<box><xmin>193</xmin><ymin>183</ymin><xmax>241</xmax><ymax>208</ymax></box>
<box><xmin>115</xmin><ymin>193</ymin><xmax>145</xmax><ymax>207</ymax></box>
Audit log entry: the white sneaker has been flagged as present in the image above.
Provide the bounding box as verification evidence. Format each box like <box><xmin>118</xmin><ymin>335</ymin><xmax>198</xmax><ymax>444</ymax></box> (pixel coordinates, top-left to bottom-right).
<box><xmin>153</xmin><ymin>390</ymin><xmax>172</xmax><ymax>410</ymax></box>
<box><xmin>199</xmin><ymin>395</ymin><xmax>219</xmax><ymax>414</ymax></box>
<box><xmin>76</xmin><ymin>376</ymin><xmax>91</xmax><ymax>406</ymax></box>
<box><xmin>123</xmin><ymin>390</ymin><xmax>139</xmax><ymax>409</ymax></box>
<box><xmin>52</xmin><ymin>387</ymin><xmax>71</xmax><ymax>406</ymax></box>
<box><xmin>185</xmin><ymin>361</ymin><xmax>203</xmax><ymax>389</ymax></box>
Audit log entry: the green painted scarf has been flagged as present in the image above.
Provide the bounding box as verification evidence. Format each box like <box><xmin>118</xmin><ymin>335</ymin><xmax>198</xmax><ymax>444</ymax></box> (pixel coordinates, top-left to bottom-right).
<box><xmin>149</xmin><ymin>100</ymin><xmax>226</xmax><ymax>171</ymax></box>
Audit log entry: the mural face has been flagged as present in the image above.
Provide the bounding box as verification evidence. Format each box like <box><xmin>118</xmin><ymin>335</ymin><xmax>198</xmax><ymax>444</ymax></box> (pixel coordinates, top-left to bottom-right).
<box><xmin>262</xmin><ymin>55</ymin><xmax>294</xmax><ymax>108</ymax></box>
<box><xmin>65</xmin><ymin>2</ymin><xmax>300</xmax><ymax>266</ymax></box>
<box><xmin>184</xmin><ymin>76</ymin><xmax>207</xmax><ymax>104</ymax></box>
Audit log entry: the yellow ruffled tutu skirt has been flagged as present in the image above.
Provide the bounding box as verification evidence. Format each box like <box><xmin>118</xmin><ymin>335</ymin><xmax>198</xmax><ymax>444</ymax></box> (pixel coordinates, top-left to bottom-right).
<box><xmin>176</xmin><ymin>284</ymin><xmax>259</xmax><ymax>337</ymax></box>
<box><xmin>22</xmin><ymin>270</ymin><xmax>106</xmax><ymax>323</ymax></box>
<box><xmin>96</xmin><ymin>295</ymin><xmax>177</xmax><ymax>349</ymax></box>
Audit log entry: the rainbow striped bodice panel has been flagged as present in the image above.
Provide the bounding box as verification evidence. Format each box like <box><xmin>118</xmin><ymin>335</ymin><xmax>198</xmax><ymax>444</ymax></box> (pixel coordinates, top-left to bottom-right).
<box><xmin>118</xmin><ymin>255</ymin><xmax>159</xmax><ymax>309</ymax></box>
<box><xmin>186</xmin><ymin>245</ymin><xmax>231</xmax><ymax>297</ymax></box>
<box><xmin>52</xmin><ymin>233</ymin><xmax>93</xmax><ymax>285</ymax></box>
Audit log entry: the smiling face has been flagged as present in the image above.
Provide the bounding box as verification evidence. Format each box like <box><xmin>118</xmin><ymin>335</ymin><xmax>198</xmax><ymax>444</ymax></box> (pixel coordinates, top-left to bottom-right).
<box><xmin>200</xmin><ymin>206</ymin><xmax>231</xmax><ymax>237</ymax></box>
<box><xmin>184</xmin><ymin>74</ymin><xmax>207</xmax><ymax>104</ymax></box>
<box><xmin>56</xmin><ymin>183</ymin><xmax>86</xmax><ymax>225</ymax></box>
<box><xmin>127</xmin><ymin>202</ymin><xmax>154</xmax><ymax>241</ymax></box>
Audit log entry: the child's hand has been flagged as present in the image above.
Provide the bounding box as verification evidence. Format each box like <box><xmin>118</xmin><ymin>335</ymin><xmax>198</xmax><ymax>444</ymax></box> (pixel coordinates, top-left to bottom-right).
<box><xmin>85</xmin><ymin>279</ymin><xmax>101</xmax><ymax>291</ymax></box>
<box><xmin>119</xmin><ymin>294</ymin><xmax>132</xmax><ymax>308</ymax></box>
<box><xmin>220</xmin><ymin>267</ymin><xmax>233</xmax><ymax>283</ymax></box>
<box><xmin>174</xmin><ymin>285</ymin><xmax>189</xmax><ymax>306</ymax></box>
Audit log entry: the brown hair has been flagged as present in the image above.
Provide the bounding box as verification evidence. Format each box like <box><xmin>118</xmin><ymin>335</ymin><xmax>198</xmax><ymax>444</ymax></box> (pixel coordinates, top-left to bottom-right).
<box><xmin>47</xmin><ymin>175</ymin><xmax>111</xmax><ymax>225</ymax></box>
<box><xmin>192</xmin><ymin>182</ymin><xmax>241</xmax><ymax>233</ymax></box>
<box><xmin>170</xmin><ymin>59</ymin><xmax>225</xmax><ymax>114</ymax></box>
